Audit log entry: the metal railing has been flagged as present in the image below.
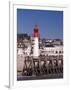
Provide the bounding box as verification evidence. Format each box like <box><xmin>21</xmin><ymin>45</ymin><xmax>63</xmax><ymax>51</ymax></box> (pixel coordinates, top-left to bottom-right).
<box><xmin>22</xmin><ymin>55</ymin><xmax>63</xmax><ymax>76</ymax></box>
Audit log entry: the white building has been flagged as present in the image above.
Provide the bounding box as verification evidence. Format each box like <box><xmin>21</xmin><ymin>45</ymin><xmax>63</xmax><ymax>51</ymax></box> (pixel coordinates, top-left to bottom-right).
<box><xmin>40</xmin><ymin>46</ymin><xmax>63</xmax><ymax>56</ymax></box>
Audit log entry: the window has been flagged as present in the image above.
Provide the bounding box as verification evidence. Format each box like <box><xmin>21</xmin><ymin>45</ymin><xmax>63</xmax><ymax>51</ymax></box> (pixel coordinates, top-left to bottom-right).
<box><xmin>56</xmin><ymin>51</ymin><xmax>58</xmax><ymax>53</ymax></box>
<box><xmin>59</xmin><ymin>51</ymin><xmax>61</xmax><ymax>53</ymax></box>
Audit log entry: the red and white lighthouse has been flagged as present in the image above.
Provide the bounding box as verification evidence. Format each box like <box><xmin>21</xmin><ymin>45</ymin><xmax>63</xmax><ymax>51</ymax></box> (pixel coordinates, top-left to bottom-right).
<box><xmin>32</xmin><ymin>25</ymin><xmax>40</xmax><ymax>58</ymax></box>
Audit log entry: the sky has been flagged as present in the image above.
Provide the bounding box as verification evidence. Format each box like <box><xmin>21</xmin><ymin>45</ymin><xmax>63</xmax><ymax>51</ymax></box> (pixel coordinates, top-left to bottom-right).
<box><xmin>17</xmin><ymin>9</ymin><xmax>63</xmax><ymax>39</ymax></box>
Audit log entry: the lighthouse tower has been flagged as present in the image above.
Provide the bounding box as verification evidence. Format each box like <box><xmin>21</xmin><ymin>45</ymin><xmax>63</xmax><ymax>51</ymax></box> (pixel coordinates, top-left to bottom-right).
<box><xmin>32</xmin><ymin>25</ymin><xmax>40</xmax><ymax>59</ymax></box>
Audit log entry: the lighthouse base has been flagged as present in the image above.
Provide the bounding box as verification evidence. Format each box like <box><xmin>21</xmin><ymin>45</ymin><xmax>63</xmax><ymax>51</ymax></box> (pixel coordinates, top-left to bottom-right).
<box><xmin>33</xmin><ymin>56</ymin><xmax>39</xmax><ymax>59</ymax></box>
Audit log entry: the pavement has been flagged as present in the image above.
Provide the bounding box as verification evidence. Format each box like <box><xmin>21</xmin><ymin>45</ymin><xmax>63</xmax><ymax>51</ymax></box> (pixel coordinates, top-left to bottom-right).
<box><xmin>17</xmin><ymin>73</ymin><xmax>63</xmax><ymax>81</ymax></box>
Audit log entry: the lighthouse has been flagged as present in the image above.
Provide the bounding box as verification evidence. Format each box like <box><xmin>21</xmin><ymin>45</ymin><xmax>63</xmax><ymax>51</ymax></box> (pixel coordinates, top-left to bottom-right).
<box><xmin>32</xmin><ymin>25</ymin><xmax>40</xmax><ymax>59</ymax></box>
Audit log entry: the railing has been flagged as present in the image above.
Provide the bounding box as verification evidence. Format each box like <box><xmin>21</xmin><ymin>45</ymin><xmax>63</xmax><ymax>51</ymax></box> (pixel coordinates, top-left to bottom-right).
<box><xmin>22</xmin><ymin>55</ymin><xmax>63</xmax><ymax>76</ymax></box>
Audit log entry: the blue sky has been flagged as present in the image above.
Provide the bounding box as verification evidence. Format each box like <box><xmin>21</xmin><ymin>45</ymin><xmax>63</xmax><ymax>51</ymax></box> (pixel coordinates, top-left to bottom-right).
<box><xmin>17</xmin><ymin>9</ymin><xmax>63</xmax><ymax>39</ymax></box>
